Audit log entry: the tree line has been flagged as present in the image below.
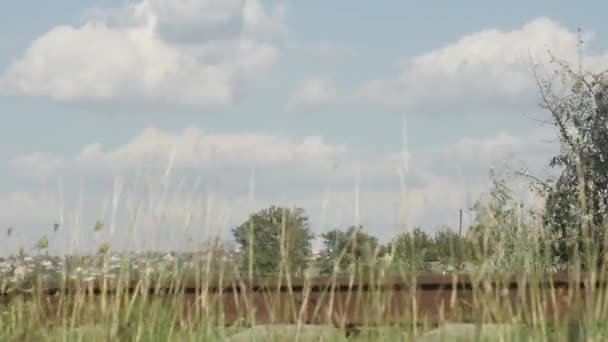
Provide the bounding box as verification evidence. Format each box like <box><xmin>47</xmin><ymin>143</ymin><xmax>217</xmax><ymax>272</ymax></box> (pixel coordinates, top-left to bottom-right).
<box><xmin>227</xmin><ymin>50</ymin><xmax>608</xmax><ymax>275</ymax></box>
<box><xmin>225</xmin><ymin>171</ymin><xmax>549</xmax><ymax>277</ymax></box>
<box><xmin>229</xmin><ymin>205</ymin><xmax>472</xmax><ymax>276</ymax></box>
<box><xmin>9</xmin><ymin>47</ymin><xmax>608</xmax><ymax>276</ymax></box>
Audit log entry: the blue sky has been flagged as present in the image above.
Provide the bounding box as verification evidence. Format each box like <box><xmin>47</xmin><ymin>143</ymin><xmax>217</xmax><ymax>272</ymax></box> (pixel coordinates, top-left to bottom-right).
<box><xmin>0</xmin><ymin>0</ymin><xmax>606</xmax><ymax>254</ymax></box>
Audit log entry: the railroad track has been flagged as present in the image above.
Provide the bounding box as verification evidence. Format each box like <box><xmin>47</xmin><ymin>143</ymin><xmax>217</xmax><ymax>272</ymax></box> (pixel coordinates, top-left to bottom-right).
<box><xmin>1</xmin><ymin>272</ymin><xmax>606</xmax><ymax>328</ymax></box>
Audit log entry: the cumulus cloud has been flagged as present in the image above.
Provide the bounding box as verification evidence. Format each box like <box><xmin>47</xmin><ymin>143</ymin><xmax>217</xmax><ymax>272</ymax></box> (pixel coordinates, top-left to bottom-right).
<box><xmin>360</xmin><ymin>17</ymin><xmax>608</xmax><ymax>113</ymax></box>
<box><xmin>406</xmin><ymin>127</ymin><xmax>558</xmax><ymax>181</ymax></box>
<box><xmin>0</xmin><ymin>191</ymin><xmax>60</xmax><ymax>227</ymax></box>
<box><xmin>9</xmin><ymin>125</ymin><xmax>559</xmax><ymax>247</ymax></box>
<box><xmin>0</xmin><ymin>185</ymin><xmax>272</xmax><ymax>255</ymax></box>
<box><xmin>12</xmin><ymin>126</ymin><xmax>347</xmax><ymax>182</ymax></box>
<box><xmin>0</xmin><ymin>0</ymin><xmax>285</xmax><ymax>108</ymax></box>
<box><xmin>285</xmin><ymin>77</ymin><xmax>338</xmax><ymax>111</ymax></box>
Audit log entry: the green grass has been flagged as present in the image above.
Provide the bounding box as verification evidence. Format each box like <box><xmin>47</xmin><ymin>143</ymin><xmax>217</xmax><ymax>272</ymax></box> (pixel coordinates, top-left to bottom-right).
<box><xmin>1</xmin><ymin>156</ymin><xmax>607</xmax><ymax>341</ymax></box>
<box><xmin>3</xmin><ymin>256</ymin><xmax>608</xmax><ymax>341</ymax></box>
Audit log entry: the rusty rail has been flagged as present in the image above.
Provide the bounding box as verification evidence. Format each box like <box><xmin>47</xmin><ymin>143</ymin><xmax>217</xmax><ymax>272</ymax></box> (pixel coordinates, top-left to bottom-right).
<box><xmin>2</xmin><ymin>272</ymin><xmax>607</xmax><ymax>327</ymax></box>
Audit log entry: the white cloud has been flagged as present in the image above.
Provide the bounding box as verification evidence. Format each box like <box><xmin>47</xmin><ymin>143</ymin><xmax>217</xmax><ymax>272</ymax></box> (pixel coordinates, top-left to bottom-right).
<box><xmin>285</xmin><ymin>77</ymin><xmax>338</xmax><ymax>111</ymax></box>
<box><xmin>409</xmin><ymin>128</ymin><xmax>558</xmax><ymax>179</ymax></box>
<box><xmin>0</xmin><ymin>191</ymin><xmax>60</xmax><ymax>227</ymax></box>
<box><xmin>0</xmin><ymin>185</ymin><xmax>270</xmax><ymax>255</ymax></box>
<box><xmin>0</xmin><ymin>0</ymin><xmax>285</xmax><ymax>108</ymax></box>
<box><xmin>12</xmin><ymin>126</ymin><xmax>347</xmax><ymax>180</ymax></box>
<box><xmin>360</xmin><ymin>17</ymin><xmax>608</xmax><ymax>112</ymax></box>
<box><xmin>9</xmin><ymin>125</ymin><xmax>559</xmax><ymax>247</ymax></box>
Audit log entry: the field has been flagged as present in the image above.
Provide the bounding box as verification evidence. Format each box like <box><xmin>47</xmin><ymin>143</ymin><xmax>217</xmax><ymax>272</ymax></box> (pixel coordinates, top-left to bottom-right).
<box><xmin>2</xmin><ymin>147</ymin><xmax>608</xmax><ymax>341</ymax></box>
<box><xmin>2</xmin><ymin>10</ymin><xmax>608</xmax><ymax>341</ymax></box>
<box><xmin>3</xmin><ymin>245</ymin><xmax>608</xmax><ymax>341</ymax></box>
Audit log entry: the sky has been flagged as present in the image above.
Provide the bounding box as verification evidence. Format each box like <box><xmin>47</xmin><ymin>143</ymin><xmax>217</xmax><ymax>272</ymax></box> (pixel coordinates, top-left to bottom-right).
<box><xmin>1</xmin><ymin>0</ymin><xmax>607</xmax><ymax>254</ymax></box>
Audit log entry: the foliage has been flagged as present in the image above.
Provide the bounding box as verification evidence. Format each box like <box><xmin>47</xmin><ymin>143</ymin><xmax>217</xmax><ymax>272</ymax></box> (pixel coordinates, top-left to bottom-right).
<box><xmin>34</xmin><ymin>236</ymin><xmax>49</xmax><ymax>252</ymax></box>
<box><xmin>231</xmin><ymin>206</ymin><xmax>314</xmax><ymax>276</ymax></box>
<box><xmin>468</xmin><ymin>171</ymin><xmax>556</xmax><ymax>272</ymax></box>
<box><xmin>532</xmin><ymin>49</ymin><xmax>608</xmax><ymax>269</ymax></box>
<box><xmin>94</xmin><ymin>220</ymin><xmax>104</xmax><ymax>232</ymax></box>
<box><xmin>468</xmin><ymin>171</ymin><xmax>519</xmax><ymax>261</ymax></box>
<box><xmin>97</xmin><ymin>242</ymin><xmax>111</xmax><ymax>254</ymax></box>
<box><xmin>316</xmin><ymin>225</ymin><xmax>385</xmax><ymax>274</ymax></box>
<box><xmin>432</xmin><ymin>227</ymin><xmax>471</xmax><ymax>269</ymax></box>
<box><xmin>388</xmin><ymin>227</ymin><xmax>435</xmax><ymax>272</ymax></box>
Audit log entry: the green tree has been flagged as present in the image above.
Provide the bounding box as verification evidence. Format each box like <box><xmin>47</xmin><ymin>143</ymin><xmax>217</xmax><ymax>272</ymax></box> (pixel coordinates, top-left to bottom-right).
<box><xmin>388</xmin><ymin>227</ymin><xmax>434</xmax><ymax>272</ymax></box>
<box><xmin>468</xmin><ymin>171</ymin><xmax>518</xmax><ymax>263</ymax></box>
<box><xmin>432</xmin><ymin>227</ymin><xmax>471</xmax><ymax>269</ymax></box>
<box><xmin>468</xmin><ymin>171</ymin><xmax>554</xmax><ymax>272</ymax></box>
<box><xmin>317</xmin><ymin>225</ymin><xmax>384</xmax><ymax>274</ymax></box>
<box><xmin>529</xmin><ymin>47</ymin><xmax>608</xmax><ymax>269</ymax></box>
<box><xmin>232</xmin><ymin>206</ymin><xmax>314</xmax><ymax>276</ymax></box>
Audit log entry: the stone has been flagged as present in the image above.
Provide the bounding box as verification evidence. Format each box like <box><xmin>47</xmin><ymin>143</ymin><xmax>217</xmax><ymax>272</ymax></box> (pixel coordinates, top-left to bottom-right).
<box><xmin>225</xmin><ymin>324</ymin><xmax>343</xmax><ymax>342</ymax></box>
<box><xmin>420</xmin><ymin>323</ymin><xmax>517</xmax><ymax>341</ymax></box>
